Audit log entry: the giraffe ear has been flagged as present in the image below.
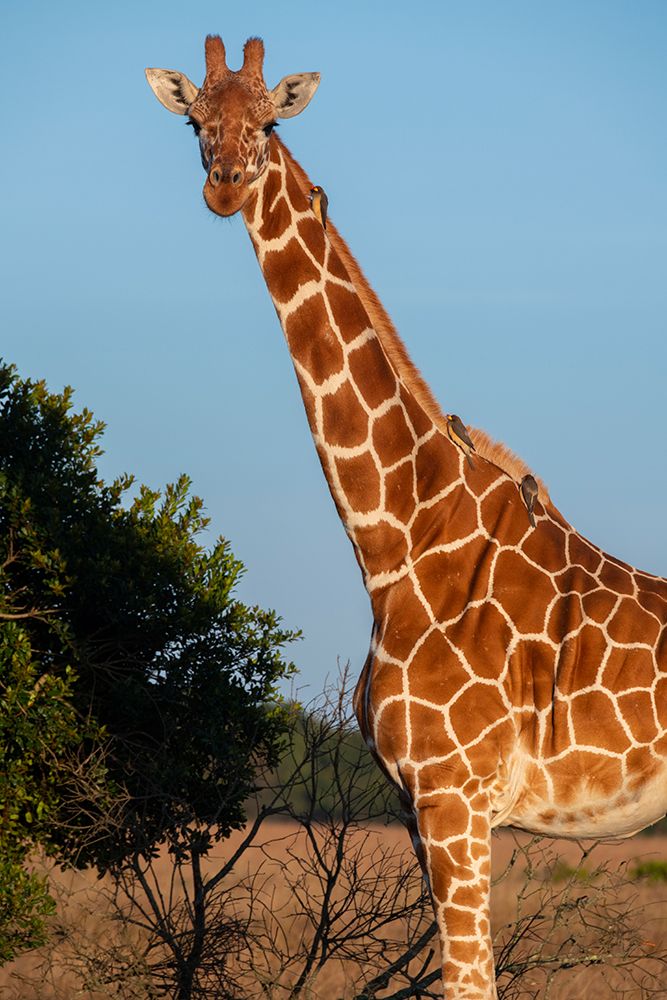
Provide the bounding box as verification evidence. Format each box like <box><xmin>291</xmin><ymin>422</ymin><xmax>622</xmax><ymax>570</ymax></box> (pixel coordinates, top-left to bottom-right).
<box><xmin>145</xmin><ymin>68</ymin><xmax>200</xmax><ymax>115</ymax></box>
<box><xmin>270</xmin><ymin>73</ymin><xmax>320</xmax><ymax>119</ymax></box>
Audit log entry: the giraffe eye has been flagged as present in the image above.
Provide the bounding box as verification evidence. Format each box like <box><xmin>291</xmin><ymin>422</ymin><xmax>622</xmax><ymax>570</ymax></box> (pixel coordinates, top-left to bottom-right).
<box><xmin>262</xmin><ymin>122</ymin><xmax>277</xmax><ymax>137</ymax></box>
<box><xmin>186</xmin><ymin>118</ymin><xmax>201</xmax><ymax>137</ymax></box>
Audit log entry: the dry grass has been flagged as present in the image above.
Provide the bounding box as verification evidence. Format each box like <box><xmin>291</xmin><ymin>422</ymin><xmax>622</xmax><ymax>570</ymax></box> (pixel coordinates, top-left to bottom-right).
<box><xmin>2</xmin><ymin>824</ymin><xmax>667</xmax><ymax>999</ymax></box>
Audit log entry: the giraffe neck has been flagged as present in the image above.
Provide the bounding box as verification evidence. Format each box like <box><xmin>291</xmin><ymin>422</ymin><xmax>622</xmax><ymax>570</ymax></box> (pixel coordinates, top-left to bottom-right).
<box><xmin>241</xmin><ymin>138</ymin><xmax>462</xmax><ymax>597</ymax></box>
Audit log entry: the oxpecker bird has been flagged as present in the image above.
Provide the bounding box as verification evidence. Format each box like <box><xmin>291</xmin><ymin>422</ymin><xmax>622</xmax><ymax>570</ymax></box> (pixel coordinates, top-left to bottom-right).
<box><xmin>446</xmin><ymin>414</ymin><xmax>476</xmax><ymax>468</ymax></box>
<box><xmin>309</xmin><ymin>185</ymin><xmax>328</xmax><ymax>229</ymax></box>
<box><xmin>520</xmin><ymin>474</ymin><xmax>539</xmax><ymax>528</ymax></box>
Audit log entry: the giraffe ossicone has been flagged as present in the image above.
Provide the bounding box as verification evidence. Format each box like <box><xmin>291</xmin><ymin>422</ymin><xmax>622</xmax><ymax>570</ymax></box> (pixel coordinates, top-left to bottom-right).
<box><xmin>146</xmin><ymin>35</ymin><xmax>667</xmax><ymax>1000</ymax></box>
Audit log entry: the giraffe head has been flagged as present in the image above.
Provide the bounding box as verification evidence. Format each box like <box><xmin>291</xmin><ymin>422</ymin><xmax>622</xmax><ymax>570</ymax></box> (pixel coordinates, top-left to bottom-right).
<box><xmin>146</xmin><ymin>35</ymin><xmax>320</xmax><ymax>217</ymax></box>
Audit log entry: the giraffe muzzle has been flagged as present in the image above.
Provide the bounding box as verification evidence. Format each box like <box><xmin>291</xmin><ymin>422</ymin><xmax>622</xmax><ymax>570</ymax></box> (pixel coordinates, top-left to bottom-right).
<box><xmin>204</xmin><ymin>161</ymin><xmax>249</xmax><ymax>217</ymax></box>
<box><xmin>208</xmin><ymin>162</ymin><xmax>245</xmax><ymax>189</ymax></box>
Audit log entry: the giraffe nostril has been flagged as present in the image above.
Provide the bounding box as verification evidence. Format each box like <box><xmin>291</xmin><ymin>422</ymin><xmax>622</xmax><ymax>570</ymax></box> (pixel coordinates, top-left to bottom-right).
<box><xmin>210</xmin><ymin>168</ymin><xmax>222</xmax><ymax>187</ymax></box>
<box><xmin>231</xmin><ymin>170</ymin><xmax>243</xmax><ymax>187</ymax></box>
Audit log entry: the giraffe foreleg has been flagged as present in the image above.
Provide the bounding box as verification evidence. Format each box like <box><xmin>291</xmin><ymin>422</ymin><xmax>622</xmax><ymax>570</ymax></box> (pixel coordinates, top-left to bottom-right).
<box><xmin>414</xmin><ymin>791</ymin><xmax>496</xmax><ymax>1000</ymax></box>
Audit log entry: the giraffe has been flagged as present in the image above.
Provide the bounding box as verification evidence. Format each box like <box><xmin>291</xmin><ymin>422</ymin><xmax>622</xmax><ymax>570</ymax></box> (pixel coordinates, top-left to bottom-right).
<box><xmin>146</xmin><ymin>35</ymin><xmax>667</xmax><ymax>999</ymax></box>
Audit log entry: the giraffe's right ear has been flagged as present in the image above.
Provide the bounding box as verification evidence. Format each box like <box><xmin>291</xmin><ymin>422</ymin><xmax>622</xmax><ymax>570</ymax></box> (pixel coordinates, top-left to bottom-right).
<box><xmin>145</xmin><ymin>68</ymin><xmax>200</xmax><ymax>115</ymax></box>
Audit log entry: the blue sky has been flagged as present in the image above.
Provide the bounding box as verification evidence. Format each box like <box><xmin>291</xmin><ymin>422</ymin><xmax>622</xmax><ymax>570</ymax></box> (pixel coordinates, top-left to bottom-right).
<box><xmin>2</xmin><ymin>1</ymin><xmax>666</xmax><ymax>693</ymax></box>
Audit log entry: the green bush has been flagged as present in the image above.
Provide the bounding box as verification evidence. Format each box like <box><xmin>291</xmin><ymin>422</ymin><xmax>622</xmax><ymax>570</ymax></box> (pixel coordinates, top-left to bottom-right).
<box><xmin>0</xmin><ymin>361</ymin><xmax>298</xmax><ymax>959</ymax></box>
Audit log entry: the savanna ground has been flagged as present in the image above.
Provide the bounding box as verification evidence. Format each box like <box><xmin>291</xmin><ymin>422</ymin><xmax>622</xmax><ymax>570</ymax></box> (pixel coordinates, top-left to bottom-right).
<box><xmin>2</xmin><ymin>822</ymin><xmax>667</xmax><ymax>1000</ymax></box>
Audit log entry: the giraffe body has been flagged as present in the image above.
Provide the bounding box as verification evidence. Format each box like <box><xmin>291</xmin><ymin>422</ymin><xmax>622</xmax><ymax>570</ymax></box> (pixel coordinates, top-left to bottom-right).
<box><xmin>146</xmin><ymin>36</ymin><xmax>667</xmax><ymax>999</ymax></box>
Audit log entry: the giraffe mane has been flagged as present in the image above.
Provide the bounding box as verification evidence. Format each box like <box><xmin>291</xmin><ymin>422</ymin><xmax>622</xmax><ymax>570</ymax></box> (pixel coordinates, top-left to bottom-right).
<box><xmin>275</xmin><ymin>137</ymin><xmax>549</xmax><ymax>502</ymax></box>
<box><xmin>466</xmin><ymin>428</ymin><xmax>551</xmax><ymax>504</ymax></box>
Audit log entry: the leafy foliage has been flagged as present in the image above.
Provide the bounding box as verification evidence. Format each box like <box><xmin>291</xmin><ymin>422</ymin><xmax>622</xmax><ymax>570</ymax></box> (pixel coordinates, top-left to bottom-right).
<box><xmin>0</xmin><ymin>623</ymin><xmax>104</xmax><ymax>963</ymax></box>
<box><xmin>0</xmin><ymin>361</ymin><xmax>298</xmax><ymax>957</ymax></box>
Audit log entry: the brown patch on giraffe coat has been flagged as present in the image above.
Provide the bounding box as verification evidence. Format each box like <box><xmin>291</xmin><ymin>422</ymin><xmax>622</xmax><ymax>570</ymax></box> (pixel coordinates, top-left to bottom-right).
<box><xmin>548</xmin><ymin>750</ymin><xmax>623</xmax><ymax>804</ymax></box>
<box><xmin>556</xmin><ymin>624</ymin><xmax>610</xmax><ymax>694</ymax></box>
<box><xmin>335</xmin><ymin>452</ymin><xmax>381</xmax><ymax>513</ymax></box>
<box><xmin>448</xmin><ymin>838</ymin><xmax>473</xmax><ymax>867</ymax></box>
<box><xmin>353</xmin><ymin>521</ymin><xmax>409</xmax><ymax>577</ymax></box>
<box><xmin>568</xmin><ymin>534</ymin><xmax>603</xmax><ymax>574</ymax></box>
<box><xmin>415</xmin><ymin>536</ymin><xmax>493</xmax><ymax>621</ymax></box>
<box><xmin>258</xmin><ymin>195</ymin><xmax>292</xmax><ymax>241</ymax></box>
<box><xmin>416</xmin><ymin>757</ymin><xmax>471</xmax><ymax>797</ymax></box>
<box><xmin>321</xmin><ymin>381</ymin><xmax>368</xmax><ymax>447</ymax></box>
<box><xmin>419</xmin><ymin>793</ymin><xmax>470</xmax><ymax>840</ymax></box>
<box><xmin>638</xmin><ymin>587</ymin><xmax>667</xmax><ymax>620</ymax></box>
<box><xmin>617</xmin><ymin>691</ymin><xmax>659</xmax><ymax>744</ymax></box>
<box><xmin>264</xmin><ymin>238</ymin><xmax>320</xmax><ymax>304</ymax></box>
<box><xmin>477</xmin><ymin>857</ymin><xmax>491</xmax><ymax>879</ymax></box>
<box><xmin>470</xmin><ymin>840</ymin><xmax>488</xmax><ymax>861</ymax></box>
<box><xmin>374</xmin><ymin>700</ymin><xmax>407</xmax><ymax>760</ymax></box>
<box><xmin>470</xmin><ymin>814</ymin><xmax>489</xmax><ymax>840</ymax></box>
<box><xmin>636</xmin><ymin>574</ymin><xmax>667</xmax><ymax>602</ymax></box>
<box><xmin>570</xmin><ymin>690</ymin><xmax>631</xmax><ymax>751</ymax></box>
<box><xmin>599</xmin><ymin>559</ymin><xmax>635</xmax><ymax>596</ymax></box>
<box><xmin>378</xmin><ymin>585</ymin><xmax>432</xmax><ymax>660</ymax></box>
<box><xmin>466</xmin><ymin>719</ymin><xmax>515</xmax><ymax>777</ymax></box>
<box><xmin>654</xmin><ymin>678</ymin><xmax>667</xmax><ymax>731</ymax></box>
<box><xmin>512</xmin><ymin>763</ymin><xmax>550</xmax><ymax>816</ymax></box>
<box><xmin>521</xmin><ymin>524</ymin><xmax>569</xmax><ymax>574</ymax></box>
<box><xmin>382</xmin><ymin>462</ymin><xmax>415</xmax><ymax>524</ymax></box>
<box><xmin>461</xmin><ymin>776</ymin><xmax>483</xmax><ymax>800</ymax></box>
<box><xmin>368</xmin><ymin>658</ymin><xmax>404</xmax><ymax>701</ymax></box>
<box><xmin>451</xmin><ymin>882</ymin><xmax>486</xmax><ymax>910</ymax></box>
<box><xmin>582</xmin><ymin>588</ymin><xmax>619</xmax><ymax>624</ymax></box>
<box><xmin>467</xmin><ymin>968</ymin><xmax>492</xmax><ymax>993</ymax></box>
<box><xmin>296</xmin><ymin>216</ymin><xmax>326</xmax><ymax>259</ymax></box>
<box><xmin>428</xmin><ymin>847</ymin><xmax>458</xmax><ymax>902</ymax></box>
<box><xmin>409</xmin><ymin>702</ymin><xmax>449</xmax><ymax>762</ymax></box>
<box><xmin>414</xmin><ymin>434</ymin><xmax>456</xmax><ymax>504</ymax></box>
<box><xmin>285</xmin><ymin>294</ymin><xmax>345</xmax><ymax>379</ymax></box>
<box><xmin>493</xmin><ymin>550</ymin><xmax>556</xmax><ymax>635</ymax></box>
<box><xmin>347</xmin><ymin>338</ymin><xmax>397</xmax><ymax>410</ymax></box>
<box><xmin>325</xmin><ymin>282</ymin><xmax>372</xmax><ymax>344</ymax></box>
<box><xmin>601</xmin><ymin>646</ymin><xmax>656</xmax><ymax>692</ymax></box>
<box><xmin>514</xmin><ymin>705</ymin><xmax>539</xmax><ymax>746</ymax></box>
<box><xmin>400</xmin><ymin>385</ymin><xmax>436</xmax><ymax>439</ymax></box>
<box><xmin>507</xmin><ymin>640</ymin><xmax>557</xmax><ymax>712</ymax></box>
<box><xmin>372</xmin><ymin>404</ymin><xmax>415</xmax><ymax>468</ymax></box>
<box><xmin>479</xmin><ymin>491</ymin><xmax>527</xmax><ymax>546</ymax></box>
<box><xmin>446</xmin><ymin>604</ymin><xmax>513</xmax><ymax>681</ymax></box>
<box><xmin>608</xmin><ymin>597</ymin><xmax>661</xmax><ymax>646</ymax></box>
<box><xmin>408</xmin><ymin>629</ymin><xmax>472</xmax><ymax>705</ymax></box>
<box><xmin>448</xmin><ymin>683</ymin><xmax>510</xmax><ymax>747</ymax></box>
<box><xmin>546</xmin><ymin>593</ymin><xmax>585</xmax><ymax>645</ymax></box>
<box><xmin>411</xmin><ymin>483</ymin><xmax>479</xmax><ymax>553</ymax></box>
<box><xmin>625</xmin><ymin>747</ymin><xmax>662</xmax><ymax>791</ymax></box>
<box><xmin>323</xmin><ymin>245</ymin><xmax>351</xmax><ymax>282</ymax></box>
<box><xmin>448</xmin><ymin>938</ymin><xmax>483</xmax><ymax>964</ymax></box>
<box><xmin>554</xmin><ymin>566</ymin><xmax>600</xmax><ymax>596</ymax></box>
<box><xmin>444</xmin><ymin>907</ymin><xmax>477</xmax><ymax>937</ymax></box>
<box><xmin>469</xmin><ymin>791</ymin><xmax>490</xmax><ymax>812</ymax></box>
<box><xmin>296</xmin><ymin>380</ymin><xmax>317</xmax><ymax>425</ymax></box>
<box><xmin>542</xmin><ymin>699</ymin><xmax>573</xmax><ymax>757</ymax></box>
<box><xmin>284</xmin><ymin>162</ymin><xmax>309</xmax><ymax>212</ymax></box>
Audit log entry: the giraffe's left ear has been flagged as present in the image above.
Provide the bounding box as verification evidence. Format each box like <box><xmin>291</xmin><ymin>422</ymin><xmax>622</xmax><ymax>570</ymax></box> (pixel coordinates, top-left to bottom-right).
<box><xmin>270</xmin><ymin>72</ymin><xmax>320</xmax><ymax>119</ymax></box>
<box><xmin>145</xmin><ymin>68</ymin><xmax>200</xmax><ymax>115</ymax></box>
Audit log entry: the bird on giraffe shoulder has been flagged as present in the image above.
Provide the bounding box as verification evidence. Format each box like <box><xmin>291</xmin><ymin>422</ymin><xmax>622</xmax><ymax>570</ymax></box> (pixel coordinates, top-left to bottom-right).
<box><xmin>309</xmin><ymin>185</ymin><xmax>328</xmax><ymax>229</ymax></box>
<box><xmin>445</xmin><ymin>413</ymin><xmax>476</xmax><ymax>468</ymax></box>
<box><xmin>520</xmin><ymin>474</ymin><xmax>539</xmax><ymax>528</ymax></box>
